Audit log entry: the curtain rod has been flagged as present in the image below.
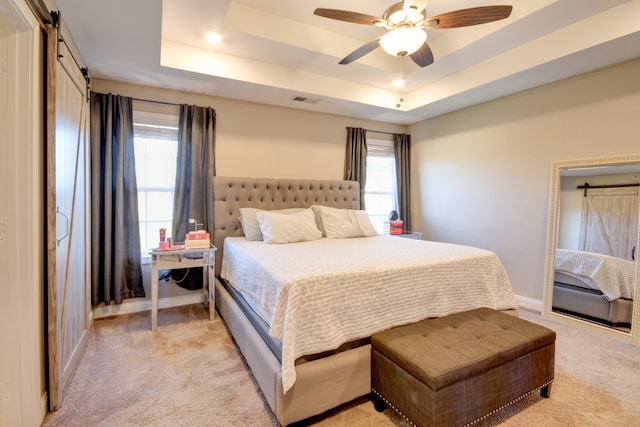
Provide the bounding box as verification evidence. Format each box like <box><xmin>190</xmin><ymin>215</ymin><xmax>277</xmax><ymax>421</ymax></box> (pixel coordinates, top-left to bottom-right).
<box><xmin>577</xmin><ymin>182</ymin><xmax>640</xmax><ymax>196</ymax></box>
<box><xmin>131</xmin><ymin>97</ymin><xmax>181</xmax><ymax>107</ymax></box>
<box><xmin>90</xmin><ymin>92</ymin><xmax>182</xmax><ymax>107</ymax></box>
<box><xmin>577</xmin><ymin>183</ymin><xmax>639</xmax><ymax>189</ymax></box>
<box><xmin>366</xmin><ymin>129</ymin><xmax>396</xmax><ymax>136</ymax></box>
<box><xmin>364</xmin><ymin>128</ymin><xmax>411</xmax><ymax>136</ymax></box>
<box><xmin>346</xmin><ymin>127</ymin><xmax>398</xmax><ymax>136</ymax></box>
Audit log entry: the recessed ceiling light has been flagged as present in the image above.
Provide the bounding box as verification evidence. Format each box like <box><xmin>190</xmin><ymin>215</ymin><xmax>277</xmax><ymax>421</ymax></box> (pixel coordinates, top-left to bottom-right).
<box><xmin>205</xmin><ymin>32</ymin><xmax>222</xmax><ymax>44</ymax></box>
<box><xmin>392</xmin><ymin>79</ymin><xmax>405</xmax><ymax>87</ymax></box>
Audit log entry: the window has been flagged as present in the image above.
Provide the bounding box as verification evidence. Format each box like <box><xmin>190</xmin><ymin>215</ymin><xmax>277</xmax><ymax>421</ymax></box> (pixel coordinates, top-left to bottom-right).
<box><xmin>365</xmin><ymin>139</ymin><xmax>397</xmax><ymax>233</ymax></box>
<box><xmin>133</xmin><ymin>110</ymin><xmax>179</xmax><ymax>255</ymax></box>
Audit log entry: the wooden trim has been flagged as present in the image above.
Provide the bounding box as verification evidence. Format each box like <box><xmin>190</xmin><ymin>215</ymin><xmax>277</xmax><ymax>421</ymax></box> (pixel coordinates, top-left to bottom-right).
<box><xmin>45</xmin><ymin>23</ymin><xmax>59</xmax><ymax>412</ymax></box>
<box><xmin>23</xmin><ymin>0</ymin><xmax>53</xmax><ymax>29</ymax></box>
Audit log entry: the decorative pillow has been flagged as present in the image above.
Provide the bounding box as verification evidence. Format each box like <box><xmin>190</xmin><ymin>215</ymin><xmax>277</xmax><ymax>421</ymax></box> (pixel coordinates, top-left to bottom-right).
<box><xmin>315</xmin><ymin>205</ymin><xmax>360</xmax><ymax>238</ymax></box>
<box><xmin>313</xmin><ymin>205</ymin><xmax>379</xmax><ymax>238</ymax></box>
<box><xmin>256</xmin><ymin>208</ymin><xmax>322</xmax><ymax>244</ymax></box>
<box><xmin>350</xmin><ymin>210</ymin><xmax>379</xmax><ymax>237</ymax></box>
<box><xmin>239</xmin><ymin>207</ymin><xmax>305</xmax><ymax>241</ymax></box>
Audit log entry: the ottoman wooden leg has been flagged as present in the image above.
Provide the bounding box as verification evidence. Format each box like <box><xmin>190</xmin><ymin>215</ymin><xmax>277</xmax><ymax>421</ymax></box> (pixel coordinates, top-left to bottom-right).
<box><xmin>541</xmin><ymin>383</ymin><xmax>552</xmax><ymax>398</ymax></box>
<box><xmin>372</xmin><ymin>393</ymin><xmax>387</xmax><ymax>412</ymax></box>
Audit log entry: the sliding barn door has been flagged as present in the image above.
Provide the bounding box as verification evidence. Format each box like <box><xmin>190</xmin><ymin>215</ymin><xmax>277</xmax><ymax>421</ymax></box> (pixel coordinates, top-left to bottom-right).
<box><xmin>46</xmin><ymin>25</ymin><xmax>91</xmax><ymax>411</ymax></box>
<box><xmin>579</xmin><ymin>187</ymin><xmax>639</xmax><ymax>261</ymax></box>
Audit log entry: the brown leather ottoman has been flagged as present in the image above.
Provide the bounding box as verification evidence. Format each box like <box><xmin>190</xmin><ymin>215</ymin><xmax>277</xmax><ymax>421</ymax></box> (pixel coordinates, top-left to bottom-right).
<box><xmin>371</xmin><ymin>307</ymin><xmax>555</xmax><ymax>427</ymax></box>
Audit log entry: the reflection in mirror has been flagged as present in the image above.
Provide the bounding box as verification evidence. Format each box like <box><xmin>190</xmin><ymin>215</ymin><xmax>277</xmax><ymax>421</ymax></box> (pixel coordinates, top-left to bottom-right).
<box><xmin>544</xmin><ymin>155</ymin><xmax>640</xmax><ymax>339</ymax></box>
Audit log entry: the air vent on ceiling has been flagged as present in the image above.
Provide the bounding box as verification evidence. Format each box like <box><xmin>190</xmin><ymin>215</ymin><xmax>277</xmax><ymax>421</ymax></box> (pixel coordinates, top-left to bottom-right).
<box><xmin>292</xmin><ymin>96</ymin><xmax>319</xmax><ymax>104</ymax></box>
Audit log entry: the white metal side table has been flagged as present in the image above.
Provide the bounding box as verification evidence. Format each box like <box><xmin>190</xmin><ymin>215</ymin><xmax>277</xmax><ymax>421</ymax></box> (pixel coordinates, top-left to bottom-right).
<box><xmin>149</xmin><ymin>246</ymin><xmax>216</xmax><ymax>330</ymax></box>
<box><xmin>394</xmin><ymin>231</ymin><xmax>423</xmax><ymax>240</ymax></box>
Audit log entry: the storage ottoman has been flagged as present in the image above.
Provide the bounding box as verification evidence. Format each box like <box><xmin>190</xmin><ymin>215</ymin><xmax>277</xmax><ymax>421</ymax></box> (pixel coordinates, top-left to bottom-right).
<box><xmin>371</xmin><ymin>307</ymin><xmax>555</xmax><ymax>427</ymax></box>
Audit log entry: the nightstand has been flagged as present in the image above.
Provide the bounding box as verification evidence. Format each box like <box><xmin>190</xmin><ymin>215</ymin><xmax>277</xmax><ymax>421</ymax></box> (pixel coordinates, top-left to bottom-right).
<box><xmin>149</xmin><ymin>246</ymin><xmax>216</xmax><ymax>330</ymax></box>
<box><xmin>394</xmin><ymin>231</ymin><xmax>423</xmax><ymax>240</ymax></box>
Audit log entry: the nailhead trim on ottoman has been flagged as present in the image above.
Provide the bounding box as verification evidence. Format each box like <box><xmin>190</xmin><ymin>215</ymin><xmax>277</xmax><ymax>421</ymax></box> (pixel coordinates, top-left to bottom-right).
<box><xmin>371</xmin><ymin>307</ymin><xmax>555</xmax><ymax>427</ymax></box>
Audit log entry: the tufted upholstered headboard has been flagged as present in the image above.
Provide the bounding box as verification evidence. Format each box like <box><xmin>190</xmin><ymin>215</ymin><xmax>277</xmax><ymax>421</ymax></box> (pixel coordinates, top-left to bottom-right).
<box><xmin>212</xmin><ymin>176</ymin><xmax>360</xmax><ymax>275</ymax></box>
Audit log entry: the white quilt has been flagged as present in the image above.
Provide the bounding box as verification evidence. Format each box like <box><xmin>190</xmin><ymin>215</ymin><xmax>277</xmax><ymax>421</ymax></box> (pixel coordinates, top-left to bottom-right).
<box><xmin>555</xmin><ymin>249</ymin><xmax>636</xmax><ymax>300</ymax></box>
<box><xmin>221</xmin><ymin>235</ymin><xmax>516</xmax><ymax>393</ymax></box>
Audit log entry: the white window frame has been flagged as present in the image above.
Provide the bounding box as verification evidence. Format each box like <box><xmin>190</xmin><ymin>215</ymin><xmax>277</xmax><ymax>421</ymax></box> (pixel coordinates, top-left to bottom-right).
<box><xmin>365</xmin><ymin>138</ymin><xmax>397</xmax><ymax>233</ymax></box>
<box><xmin>132</xmin><ymin>108</ymin><xmax>179</xmax><ymax>261</ymax></box>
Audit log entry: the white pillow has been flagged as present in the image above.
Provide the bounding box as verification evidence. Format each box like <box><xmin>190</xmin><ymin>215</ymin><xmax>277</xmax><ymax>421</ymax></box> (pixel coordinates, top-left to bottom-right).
<box><xmin>239</xmin><ymin>207</ymin><xmax>305</xmax><ymax>241</ymax></box>
<box><xmin>256</xmin><ymin>208</ymin><xmax>322</xmax><ymax>244</ymax></box>
<box><xmin>350</xmin><ymin>210</ymin><xmax>379</xmax><ymax>237</ymax></box>
<box><xmin>316</xmin><ymin>205</ymin><xmax>360</xmax><ymax>238</ymax></box>
<box><xmin>313</xmin><ymin>205</ymin><xmax>379</xmax><ymax>238</ymax></box>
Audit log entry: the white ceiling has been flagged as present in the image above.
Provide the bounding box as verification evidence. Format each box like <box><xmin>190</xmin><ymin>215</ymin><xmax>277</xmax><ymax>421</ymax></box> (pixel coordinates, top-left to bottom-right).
<box><xmin>54</xmin><ymin>0</ymin><xmax>640</xmax><ymax>125</ymax></box>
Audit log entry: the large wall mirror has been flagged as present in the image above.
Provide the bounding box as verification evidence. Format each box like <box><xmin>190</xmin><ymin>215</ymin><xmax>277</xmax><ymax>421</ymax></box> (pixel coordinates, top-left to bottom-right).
<box><xmin>543</xmin><ymin>154</ymin><xmax>640</xmax><ymax>344</ymax></box>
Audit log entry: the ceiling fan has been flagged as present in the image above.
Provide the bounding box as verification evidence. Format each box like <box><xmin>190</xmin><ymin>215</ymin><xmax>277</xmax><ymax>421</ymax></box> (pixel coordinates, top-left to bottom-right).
<box><xmin>314</xmin><ymin>1</ymin><xmax>513</xmax><ymax>67</ymax></box>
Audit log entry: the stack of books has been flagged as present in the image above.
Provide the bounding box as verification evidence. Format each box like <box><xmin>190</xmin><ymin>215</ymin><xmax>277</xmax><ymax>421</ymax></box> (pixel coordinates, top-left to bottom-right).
<box><xmin>383</xmin><ymin>220</ymin><xmax>403</xmax><ymax>235</ymax></box>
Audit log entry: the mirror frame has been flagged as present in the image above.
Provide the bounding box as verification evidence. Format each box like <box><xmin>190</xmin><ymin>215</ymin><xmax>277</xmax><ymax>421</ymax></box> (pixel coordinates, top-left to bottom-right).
<box><xmin>542</xmin><ymin>153</ymin><xmax>640</xmax><ymax>344</ymax></box>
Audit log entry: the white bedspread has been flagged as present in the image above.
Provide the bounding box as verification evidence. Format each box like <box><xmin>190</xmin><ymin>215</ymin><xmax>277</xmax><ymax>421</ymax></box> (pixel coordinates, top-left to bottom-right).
<box><xmin>556</xmin><ymin>249</ymin><xmax>636</xmax><ymax>301</ymax></box>
<box><xmin>221</xmin><ymin>235</ymin><xmax>516</xmax><ymax>393</ymax></box>
<box><xmin>555</xmin><ymin>249</ymin><xmax>636</xmax><ymax>301</ymax></box>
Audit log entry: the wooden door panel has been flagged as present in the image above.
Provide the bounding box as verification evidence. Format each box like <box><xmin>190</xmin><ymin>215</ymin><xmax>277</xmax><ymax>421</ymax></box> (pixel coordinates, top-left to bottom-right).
<box><xmin>580</xmin><ymin>187</ymin><xmax>639</xmax><ymax>260</ymax></box>
<box><xmin>47</xmin><ymin>26</ymin><xmax>90</xmax><ymax>411</ymax></box>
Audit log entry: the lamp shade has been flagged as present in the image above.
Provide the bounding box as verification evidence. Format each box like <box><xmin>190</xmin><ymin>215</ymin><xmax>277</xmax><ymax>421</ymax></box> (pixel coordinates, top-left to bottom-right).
<box><xmin>380</xmin><ymin>27</ymin><xmax>427</xmax><ymax>57</ymax></box>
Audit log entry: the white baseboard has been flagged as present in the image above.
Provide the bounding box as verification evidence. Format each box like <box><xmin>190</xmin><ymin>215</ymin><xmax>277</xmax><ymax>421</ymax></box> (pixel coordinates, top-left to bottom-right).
<box><xmin>515</xmin><ymin>294</ymin><xmax>543</xmax><ymax>313</ymax></box>
<box><xmin>93</xmin><ymin>294</ymin><xmax>205</xmax><ymax>319</ymax></box>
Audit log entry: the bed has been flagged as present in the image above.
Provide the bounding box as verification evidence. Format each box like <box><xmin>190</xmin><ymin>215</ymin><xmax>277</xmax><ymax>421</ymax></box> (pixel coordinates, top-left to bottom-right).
<box><xmin>553</xmin><ymin>249</ymin><xmax>636</xmax><ymax>325</ymax></box>
<box><xmin>211</xmin><ymin>176</ymin><xmax>517</xmax><ymax>426</ymax></box>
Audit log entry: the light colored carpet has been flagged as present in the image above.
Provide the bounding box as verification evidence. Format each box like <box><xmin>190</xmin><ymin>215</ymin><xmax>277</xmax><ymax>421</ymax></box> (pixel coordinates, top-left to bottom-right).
<box><xmin>42</xmin><ymin>305</ymin><xmax>640</xmax><ymax>426</ymax></box>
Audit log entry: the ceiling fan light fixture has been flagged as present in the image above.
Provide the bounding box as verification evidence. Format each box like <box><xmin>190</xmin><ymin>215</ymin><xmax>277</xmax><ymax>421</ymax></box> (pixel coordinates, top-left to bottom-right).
<box><xmin>205</xmin><ymin>32</ymin><xmax>222</xmax><ymax>44</ymax></box>
<box><xmin>380</xmin><ymin>27</ymin><xmax>426</xmax><ymax>57</ymax></box>
<box><xmin>384</xmin><ymin>2</ymin><xmax>425</xmax><ymax>26</ymax></box>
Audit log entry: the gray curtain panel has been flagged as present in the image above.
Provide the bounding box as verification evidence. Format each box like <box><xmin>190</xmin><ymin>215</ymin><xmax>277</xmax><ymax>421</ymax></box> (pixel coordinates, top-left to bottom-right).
<box><xmin>344</xmin><ymin>127</ymin><xmax>367</xmax><ymax>209</ymax></box>
<box><xmin>90</xmin><ymin>92</ymin><xmax>144</xmax><ymax>305</ymax></box>
<box><xmin>393</xmin><ymin>133</ymin><xmax>411</xmax><ymax>231</ymax></box>
<box><xmin>172</xmin><ymin>104</ymin><xmax>216</xmax><ymax>243</ymax></box>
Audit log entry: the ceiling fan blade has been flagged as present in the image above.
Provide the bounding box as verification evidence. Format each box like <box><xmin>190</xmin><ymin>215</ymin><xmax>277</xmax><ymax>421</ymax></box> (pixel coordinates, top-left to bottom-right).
<box><xmin>339</xmin><ymin>38</ymin><xmax>381</xmax><ymax>65</ymax></box>
<box><xmin>314</xmin><ymin>8</ymin><xmax>385</xmax><ymax>26</ymax></box>
<box><xmin>425</xmin><ymin>5</ymin><xmax>513</xmax><ymax>29</ymax></box>
<box><xmin>410</xmin><ymin>42</ymin><xmax>434</xmax><ymax>67</ymax></box>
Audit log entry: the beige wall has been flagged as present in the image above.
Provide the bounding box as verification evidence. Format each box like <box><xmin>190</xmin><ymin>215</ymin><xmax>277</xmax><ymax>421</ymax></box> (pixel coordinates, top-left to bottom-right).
<box><xmin>410</xmin><ymin>58</ymin><xmax>640</xmax><ymax>305</ymax></box>
<box><xmin>92</xmin><ymin>79</ymin><xmax>406</xmax><ymax>180</ymax></box>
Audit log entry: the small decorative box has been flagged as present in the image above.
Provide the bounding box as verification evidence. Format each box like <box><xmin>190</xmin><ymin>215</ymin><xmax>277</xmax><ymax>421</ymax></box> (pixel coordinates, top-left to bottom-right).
<box><xmin>185</xmin><ymin>231</ymin><xmax>211</xmax><ymax>249</ymax></box>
